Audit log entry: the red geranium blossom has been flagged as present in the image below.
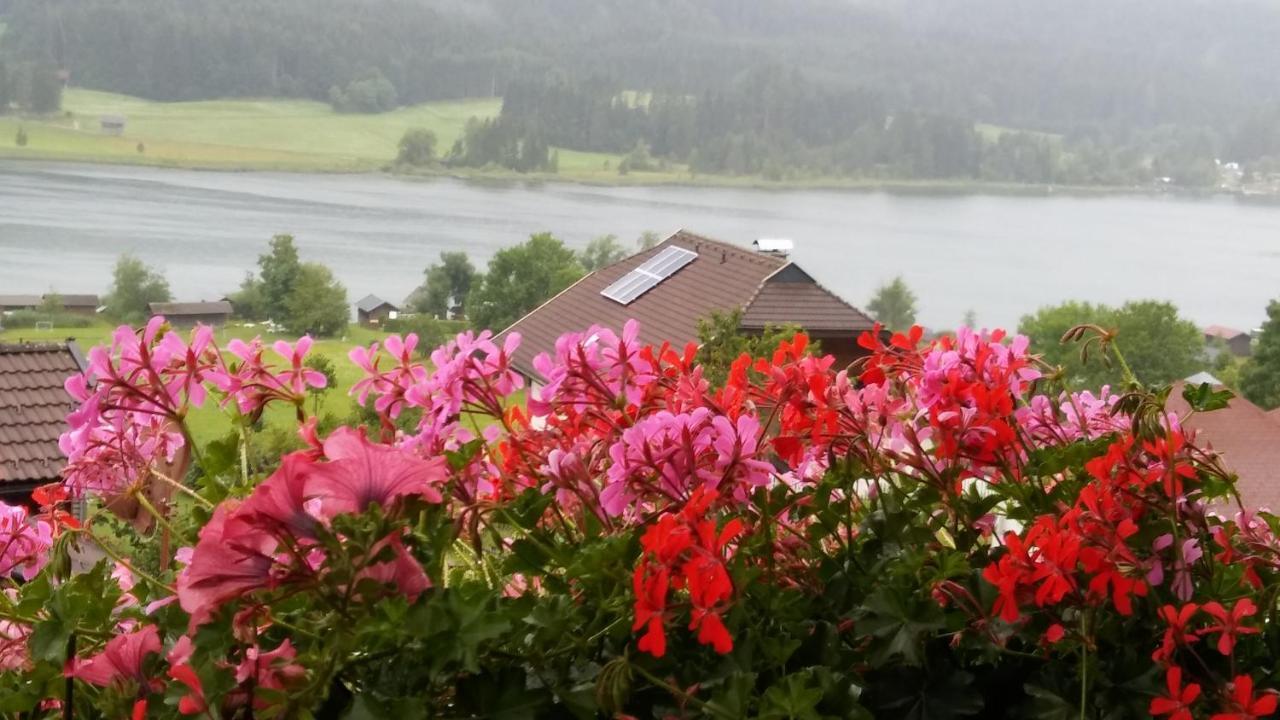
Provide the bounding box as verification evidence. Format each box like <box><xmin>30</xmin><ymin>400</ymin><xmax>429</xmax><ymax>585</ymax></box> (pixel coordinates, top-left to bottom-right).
<box><xmin>1200</xmin><ymin>599</ymin><xmax>1260</xmax><ymax>656</ymax></box>
<box><xmin>1150</xmin><ymin>666</ymin><xmax>1201</xmax><ymax>720</ymax></box>
<box><xmin>1211</xmin><ymin>674</ymin><xmax>1279</xmax><ymax>720</ymax></box>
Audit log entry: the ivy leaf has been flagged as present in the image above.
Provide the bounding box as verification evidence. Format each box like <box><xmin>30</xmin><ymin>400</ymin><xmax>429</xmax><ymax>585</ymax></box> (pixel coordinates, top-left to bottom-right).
<box><xmin>1022</xmin><ymin>684</ymin><xmax>1075</xmax><ymax>720</ymax></box>
<box><xmin>857</xmin><ymin>586</ymin><xmax>945</xmax><ymax>667</ymax></box>
<box><xmin>1181</xmin><ymin>382</ymin><xmax>1234</xmax><ymax>413</ymax></box>
<box><xmin>759</xmin><ymin>672</ymin><xmax>825</xmax><ymax>720</ymax></box>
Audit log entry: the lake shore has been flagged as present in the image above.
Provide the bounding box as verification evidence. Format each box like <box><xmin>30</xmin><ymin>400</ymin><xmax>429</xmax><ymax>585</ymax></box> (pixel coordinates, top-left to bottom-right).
<box><xmin>0</xmin><ymin>147</ymin><xmax>1214</xmax><ymax>198</ymax></box>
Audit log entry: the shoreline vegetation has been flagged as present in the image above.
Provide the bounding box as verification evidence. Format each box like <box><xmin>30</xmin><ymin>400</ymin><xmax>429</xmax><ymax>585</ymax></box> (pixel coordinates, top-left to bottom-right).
<box><xmin>0</xmin><ymin>88</ymin><xmax>1259</xmax><ymax>198</ymax></box>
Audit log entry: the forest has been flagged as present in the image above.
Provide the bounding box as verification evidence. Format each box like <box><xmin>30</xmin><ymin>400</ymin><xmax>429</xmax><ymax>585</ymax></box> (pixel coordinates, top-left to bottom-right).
<box><xmin>4</xmin><ymin>0</ymin><xmax>1280</xmax><ymax>183</ymax></box>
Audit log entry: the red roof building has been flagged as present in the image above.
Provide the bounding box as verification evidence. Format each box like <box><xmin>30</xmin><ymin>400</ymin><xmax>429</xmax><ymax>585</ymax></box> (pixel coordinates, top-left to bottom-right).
<box><xmin>0</xmin><ymin>342</ymin><xmax>85</xmax><ymax>502</ymax></box>
<box><xmin>1168</xmin><ymin>381</ymin><xmax>1280</xmax><ymax>511</ymax></box>
<box><xmin>497</xmin><ymin>230</ymin><xmax>877</xmax><ymax>378</ymax></box>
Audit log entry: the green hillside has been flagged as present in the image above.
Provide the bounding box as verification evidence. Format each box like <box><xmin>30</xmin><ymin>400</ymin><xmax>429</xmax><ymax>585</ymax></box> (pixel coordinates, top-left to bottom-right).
<box><xmin>0</xmin><ymin>89</ymin><xmax>502</xmax><ymax>171</ymax></box>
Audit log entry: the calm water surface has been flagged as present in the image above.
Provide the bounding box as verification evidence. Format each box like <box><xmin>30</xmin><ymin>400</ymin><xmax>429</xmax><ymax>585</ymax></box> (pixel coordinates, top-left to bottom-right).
<box><xmin>3</xmin><ymin>161</ymin><xmax>1279</xmax><ymax>331</ymax></box>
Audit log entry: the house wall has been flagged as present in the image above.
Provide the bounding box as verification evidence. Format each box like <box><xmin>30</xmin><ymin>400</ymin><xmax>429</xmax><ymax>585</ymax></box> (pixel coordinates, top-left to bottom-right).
<box><xmin>359</xmin><ymin>307</ymin><xmax>394</xmax><ymax>326</ymax></box>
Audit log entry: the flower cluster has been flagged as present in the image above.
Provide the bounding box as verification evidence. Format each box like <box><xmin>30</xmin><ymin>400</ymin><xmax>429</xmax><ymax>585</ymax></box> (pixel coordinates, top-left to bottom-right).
<box><xmin>632</xmin><ymin>488</ymin><xmax>742</xmax><ymax>657</ymax></box>
<box><xmin>60</xmin><ymin>318</ymin><xmax>325</xmax><ymax>497</ymax></box>
<box><xmin>1</xmin><ymin>316</ymin><xmax>1277</xmax><ymax>718</ymax></box>
<box><xmin>177</xmin><ymin>427</ymin><xmax>444</xmax><ymax>627</ymax></box>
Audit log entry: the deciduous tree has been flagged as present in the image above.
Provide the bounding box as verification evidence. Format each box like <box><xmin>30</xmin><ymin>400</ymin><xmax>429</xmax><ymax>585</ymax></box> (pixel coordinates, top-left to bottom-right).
<box><xmin>103</xmin><ymin>254</ymin><xmax>172</xmax><ymax>324</ymax></box>
<box><xmin>283</xmin><ymin>263</ymin><xmax>348</xmax><ymax>337</ymax></box>
<box><xmin>1241</xmin><ymin>301</ymin><xmax>1280</xmax><ymax>408</ymax></box>
<box><xmin>406</xmin><ymin>251</ymin><xmax>476</xmax><ymax>319</ymax></box>
<box><xmin>579</xmin><ymin>235</ymin><xmax>628</xmax><ymax>272</ymax></box>
<box><xmin>1019</xmin><ymin>299</ymin><xmax>1204</xmax><ymax>388</ymax></box>
<box><xmin>467</xmin><ymin>233</ymin><xmax>584</xmax><ymax>332</ymax></box>
<box><xmin>867</xmin><ymin>276</ymin><xmax>918</xmax><ymax>332</ymax></box>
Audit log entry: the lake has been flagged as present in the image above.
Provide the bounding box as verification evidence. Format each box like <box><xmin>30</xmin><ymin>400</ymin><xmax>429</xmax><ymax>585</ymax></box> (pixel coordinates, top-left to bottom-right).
<box><xmin>3</xmin><ymin>161</ymin><xmax>1279</xmax><ymax>332</ymax></box>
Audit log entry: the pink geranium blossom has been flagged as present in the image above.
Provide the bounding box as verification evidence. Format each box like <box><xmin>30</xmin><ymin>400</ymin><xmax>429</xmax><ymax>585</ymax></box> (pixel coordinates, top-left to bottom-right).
<box><xmin>70</xmin><ymin>624</ymin><xmax>162</xmax><ymax>689</ymax></box>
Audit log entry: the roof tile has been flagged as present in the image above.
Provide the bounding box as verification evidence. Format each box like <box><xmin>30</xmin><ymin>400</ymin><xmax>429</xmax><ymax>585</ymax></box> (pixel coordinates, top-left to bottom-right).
<box><xmin>0</xmin><ymin>342</ymin><xmax>84</xmax><ymax>485</ymax></box>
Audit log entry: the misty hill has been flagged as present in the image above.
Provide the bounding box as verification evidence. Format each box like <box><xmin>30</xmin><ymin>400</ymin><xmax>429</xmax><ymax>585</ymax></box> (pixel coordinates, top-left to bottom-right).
<box><xmin>5</xmin><ymin>0</ymin><xmax>1280</xmax><ymax>183</ymax></box>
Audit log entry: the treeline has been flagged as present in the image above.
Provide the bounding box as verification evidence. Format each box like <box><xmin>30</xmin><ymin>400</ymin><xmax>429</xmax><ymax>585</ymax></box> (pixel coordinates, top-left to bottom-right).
<box><xmin>0</xmin><ymin>60</ymin><xmax>63</xmax><ymax>114</ymax></box>
<box><xmin>495</xmin><ymin>73</ymin><xmax>1222</xmax><ymax>185</ymax></box>
<box><xmin>9</xmin><ymin>0</ymin><xmax>1280</xmax><ymax>133</ymax></box>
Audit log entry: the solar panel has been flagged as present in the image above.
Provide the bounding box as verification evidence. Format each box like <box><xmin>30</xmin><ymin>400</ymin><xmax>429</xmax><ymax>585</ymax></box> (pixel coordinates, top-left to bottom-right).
<box><xmin>600</xmin><ymin>246</ymin><xmax>698</xmax><ymax>305</ymax></box>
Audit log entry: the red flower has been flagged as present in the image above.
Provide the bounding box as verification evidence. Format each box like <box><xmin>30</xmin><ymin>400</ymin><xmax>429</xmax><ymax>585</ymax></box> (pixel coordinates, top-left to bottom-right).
<box><xmin>70</xmin><ymin>625</ymin><xmax>161</xmax><ymax>689</ymax></box>
<box><xmin>1150</xmin><ymin>666</ymin><xmax>1201</xmax><ymax>720</ymax></box>
<box><xmin>1211</xmin><ymin>674</ymin><xmax>1279</xmax><ymax>720</ymax></box>
<box><xmin>631</xmin><ymin>489</ymin><xmax>739</xmax><ymax>657</ymax></box>
<box><xmin>167</xmin><ymin>663</ymin><xmax>208</xmax><ymax>715</ymax></box>
<box><xmin>1201</xmin><ymin>599</ymin><xmax>1260</xmax><ymax>656</ymax></box>
<box><xmin>1154</xmin><ymin>604</ymin><xmax>1199</xmax><ymax>663</ymax></box>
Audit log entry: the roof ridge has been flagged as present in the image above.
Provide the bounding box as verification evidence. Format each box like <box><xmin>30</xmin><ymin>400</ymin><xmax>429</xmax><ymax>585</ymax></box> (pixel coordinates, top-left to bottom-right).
<box><xmin>741</xmin><ymin>262</ymin><xmax>876</xmax><ymax>326</ymax></box>
<box><xmin>0</xmin><ymin>342</ymin><xmax>77</xmax><ymax>353</ymax></box>
<box><xmin>670</xmin><ymin>230</ymin><xmax>787</xmax><ymax>269</ymax></box>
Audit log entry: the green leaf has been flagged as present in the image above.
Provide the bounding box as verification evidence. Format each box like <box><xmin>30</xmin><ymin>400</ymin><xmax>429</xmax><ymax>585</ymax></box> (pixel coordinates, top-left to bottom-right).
<box><xmin>1022</xmin><ymin>684</ymin><xmax>1075</xmax><ymax>720</ymax></box>
<box><xmin>760</xmin><ymin>672</ymin><xmax>825</xmax><ymax>720</ymax></box>
<box><xmin>1182</xmin><ymin>382</ymin><xmax>1234</xmax><ymax>413</ymax></box>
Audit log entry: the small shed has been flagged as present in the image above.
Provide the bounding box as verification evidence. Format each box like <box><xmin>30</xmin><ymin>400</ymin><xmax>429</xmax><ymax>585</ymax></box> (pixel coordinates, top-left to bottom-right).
<box><xmin>100</xmin><ymin>115</ymin><xmax>127</xmax><ymax>136</ymax></box>
<box><xmin>356</xmin><ymin>295</ymin><xmax>399</xmax><ymax>327</ymax></box>
<box><xmin>1203</xmin><ymin>325</ymin><xmax>1252</xmax><ymax>358</ymax></box>
<box><xmin>0</xmin><ymin>295</ymin><xmax>41</xmax><ymax>313</ymax></box>
<box><xmin>51</xmin><ymin>294</ymin><xmax>101</xmax><ymax>316</ymax></box>
<box><xmin>148</xmin><ymin>301</ymin><xmax>233</xmax><ymax>327</ymax></box>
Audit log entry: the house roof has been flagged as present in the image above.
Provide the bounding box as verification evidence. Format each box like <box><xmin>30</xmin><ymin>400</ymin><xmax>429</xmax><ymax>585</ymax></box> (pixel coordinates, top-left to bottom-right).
<box><xmin>1204</xmin><ymin>325</ymin><xmax>1249</xmax><ymax>340</ymax></box>
<box><xmin>497</xmin><ymin>230</ymin><xmax>875</xmax><ymax>378</ymax></box>
<box><xmin>740</xmin><ymin>265</ymin><xmax>875</xmax><ymax>333</ymax></box>
<box><xmin>1167</xmin><ymin>381</ymin><xmax>1280</xmax><ymax>511</ymax></box>
<box><xmin>148</xmin><ymin>301</ymin><xmax>233</xmax><ymax>317</ymax></box>
<box><xmin>0</xmin><ymin>342</ymin><xmax>85</xmax><ymax>488</ymax></box>
<box><xmin>55</xmin><ymin>294</ymin><xmax>100</xmax><ymax>308</ymax></box>
<box><xmin>0</xmin><ymin>295</ymin><xmax>41</xmax><ymax>308</ymax></box>
<box><xmin>356</xmin><ymin>294</ymin><xmax>398</xmax><ymax>313</ymax></box>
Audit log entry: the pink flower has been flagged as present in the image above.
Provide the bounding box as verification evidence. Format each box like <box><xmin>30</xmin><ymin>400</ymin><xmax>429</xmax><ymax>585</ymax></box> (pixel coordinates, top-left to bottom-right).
<box><xmin>353</xmin><ymin>533</ymin><xmax>431</xmax><ymax>601</ymax></box>
<box><xmin>0</xmin><ymin>502</ymin><xmax>53</xmax><ymax>579</ymax></box>
<box><xmin>234</xmin><ymin>639</ymin><xmax>306</xmax><ymax>695</ymax></box>
<box><xmin>272</xmin><ymin>336</ymin><xmax>327</xmax><ymax>395</ymax></box>
<box><xmin>70</xmin><ymin>624</ymin><xmax>161</xmax><ymax>689</ymax></box>
<box><xmin>308</xmin><ymin>428</ymin><xmax>446</xmax><ymax>516</ymax></box>
<box><xmin>176</xmin><ymin>504</ymin><xmax>276</xmax><ymax>627</ymax></box>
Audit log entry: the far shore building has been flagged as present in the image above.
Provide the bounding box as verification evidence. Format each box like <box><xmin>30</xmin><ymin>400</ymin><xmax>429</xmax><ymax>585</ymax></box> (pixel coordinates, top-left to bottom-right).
<box><xmin>148</xmin><ymin>301</ymin><xmax>234</xmax><ymax>327</ymax></box>
<box><xmin>356</xmin><ymin>295</ymin><xmax>399</xmax><ymax>327</ymax></box>
<box><xmin>0</xmin><ymin>295</ymin><xmax>41</xmax><ymax>313</ymax></box>
<box><xmin>496</xmin><ymin>230</ymin><xmax>878</xmax><ymax>382</ymax></box>
<box><xmin>100</xmin><ymin>114</ymin><xmax>127</xmax><ymax>136</ymax></box>
<box><xmin>0</xmin><ymin>342</ymin><xmax>86</xmax><ymax>505</ymax></box>
<box><xmin>1203</xmin><ymin>325</ymin><xmax>1252</xmax><ymax>358</ymax></box>
<box><xmin>54</xmin><ymin>294</ymin><xmax>101</xmax><ymax>316</ymax></box>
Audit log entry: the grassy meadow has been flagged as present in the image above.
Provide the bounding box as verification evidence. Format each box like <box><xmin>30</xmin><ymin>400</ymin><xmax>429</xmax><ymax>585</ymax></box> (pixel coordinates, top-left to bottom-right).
<box><xmin>0</xmin><ymin>88</ymin><xmax>501</xmax><ymax>171</ymax></box>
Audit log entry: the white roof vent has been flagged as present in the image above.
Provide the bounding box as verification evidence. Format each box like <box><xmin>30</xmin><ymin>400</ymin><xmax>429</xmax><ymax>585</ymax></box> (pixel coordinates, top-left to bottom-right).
<box><xmin>753</xmin><ymin>238</ymin><xmax>794</xmax><ymax>256</ymax></box>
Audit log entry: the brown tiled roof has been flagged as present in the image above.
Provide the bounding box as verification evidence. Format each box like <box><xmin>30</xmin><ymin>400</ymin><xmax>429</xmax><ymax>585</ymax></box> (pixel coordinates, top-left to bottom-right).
<box><xmin>740</xmin><ymin>265</ymin><xmax>876</xmax><ymax>334</ymax></box>
<box><xmin>1204</xmin><ymin>325</ymin><xmax>1250</xmax><ymax>340</ymax></box>
<box><xmin>148</xmin><ymin>301</ymin><xmax>233</xmax><ymax>317</ymax></box>
<box><xmin>498</xmin><ymin>230</ymin><xmax>873</xmax><ymax>377</ymax></box>
<box><xmin>55</xmin><ymin>294</ymin><xmax>100</xmax><ymax>308</ymax></box>
<box><xmin>1167</xmin><ymin>382</ymin><xmax>1280</xmax><ymax>511</ymax></box>
<box><xmin>0</xmin><ymin>342</ymin><xmax>84</xmax><ymax>488</ymax></box>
